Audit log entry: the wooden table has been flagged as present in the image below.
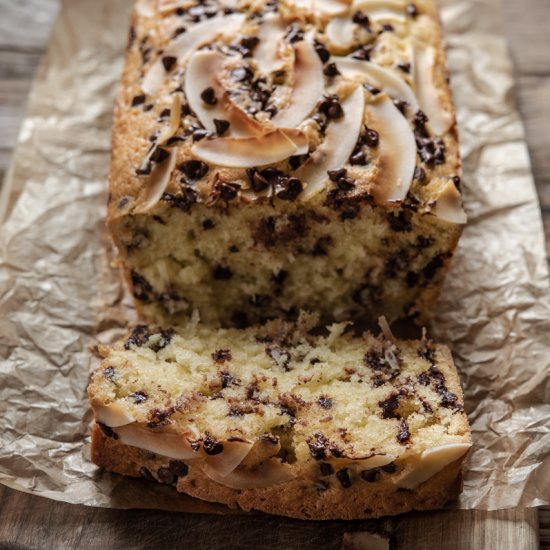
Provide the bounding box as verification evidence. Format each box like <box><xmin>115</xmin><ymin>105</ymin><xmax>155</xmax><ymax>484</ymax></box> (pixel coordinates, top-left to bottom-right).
<box><xmin>0</xmin><ymin>0</ymin><xmax>548</xmax><ymax>548</ymax></box>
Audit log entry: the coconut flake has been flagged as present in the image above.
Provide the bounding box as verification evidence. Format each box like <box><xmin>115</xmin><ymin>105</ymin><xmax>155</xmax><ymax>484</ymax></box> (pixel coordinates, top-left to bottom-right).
<box><xmin>142</xmin><ymin>13</ymin><xmax>246</xmax><ymax>94</ymax></box>
<box><xmin>114</xmin><ymin>423</ymin><xmax>198</xmax><ymax>460</ymax></box>
<box><xmin>397</xmin><ymin>443</ymin><xmax>471</xmax><ymax>489</ymax></box>
<box><xmin>299</xmin><ymin>86</ymin><xmax>365</xmax><ymax>200</ymax></box>
<box><xmin>413</xmin><ymin>44</ymin><xmax>453</xmax><ymax>135</ymax></box>
<box><xmin>352</xmin><ymin>0</ymin><xmax>407</xmax><ymax>22</ymax></box>
<box><xmin>272</xmin><ymin>41</ymin><xmax>325</xmax><ymax>129</ymax></box>
<box><xmin>204</xmin><ymin>458</ymin><xmax>296</xmax><ymax>489</ymax></box>
<box><xmin>314</xmin><ymin>0</ymin><xmax>352</xmax><ymax>16</ymax></box>
<box><xmin>431</xmin><ymin>179</ymin><xmax>467</xmax><ymax>224</ymax></box>
<box><xmin>342</xmin><ymin>532</ymin><xmax>390</xmax><ymax>550</ymax></box>
<box><xmin>185</xmin><ymin>51</ymin><xmax>263</xmax><ymax>137</ymax></box>
<box><xmin>365</xmin><ymin>94</ymin><xmax>416</xmax><ymax>202</ymax></box>
<box><xmin>254</xmin><ymin>14</ymin><xmax>288</xmax><ymax>74</ymax></box>
<box><xmin>378</xmin><ymin>316</ymin><xmax>396</xmax><ymax>342</ymax></box>
<box><xmin>325</xmin><ymin>18</ymin><xmax>357</xmax><ymax>50</ymax></box>
<box><xmin>204</xmin><ymin>438</ymin><xmax>254</xmax><ymax>477</ymax></box>
<box><xmin>192</xmin><ymin>129</ymin><xmax>301</xmax><ymax>167</ymax></box>
<box><xmin>334</xmin><ymin>57</ymin><xmax>418</xmax><ymax>109</ymax></box>
<box><xmin>93</xmin><ymin>402</ymin><xmax>135</xmax><ymax>428</ymax></box>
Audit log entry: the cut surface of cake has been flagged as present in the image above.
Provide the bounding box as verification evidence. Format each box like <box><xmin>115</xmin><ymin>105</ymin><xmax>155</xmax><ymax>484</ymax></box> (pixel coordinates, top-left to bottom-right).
<box><xmin>88</xmin><ymin>318</ymin><xmax>471</xmax><ymax>519</ymax></box>
<box><xmin>107</xmin><ymin>0</ymin><xmax>466</xmax><ymax>327</ymax></box>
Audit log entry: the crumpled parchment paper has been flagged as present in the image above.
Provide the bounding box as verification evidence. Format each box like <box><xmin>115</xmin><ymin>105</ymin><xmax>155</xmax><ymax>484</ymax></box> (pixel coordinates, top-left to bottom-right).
<box><xmin>0</xmin><ymin>0</ymin><xmax>548</xmax><ymax>511</ymax></box>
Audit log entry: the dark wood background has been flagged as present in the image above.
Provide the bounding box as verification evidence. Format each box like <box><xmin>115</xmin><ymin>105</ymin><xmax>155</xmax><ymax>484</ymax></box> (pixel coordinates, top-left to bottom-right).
<box><xmin>0</xmin><ymin>0</ymin><xmax>548</xmax><ymax>548</ymax></box>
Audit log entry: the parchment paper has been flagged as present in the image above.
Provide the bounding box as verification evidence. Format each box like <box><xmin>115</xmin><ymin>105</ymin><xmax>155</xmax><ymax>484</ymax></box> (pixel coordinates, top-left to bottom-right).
<box><xmin>0</xmin><ymin>0</ymin><xmax>548</xmax><ymax>512</ymax></box>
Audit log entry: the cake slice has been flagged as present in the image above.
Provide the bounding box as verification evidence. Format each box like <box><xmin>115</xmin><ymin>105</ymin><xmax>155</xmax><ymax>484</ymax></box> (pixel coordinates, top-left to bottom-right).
<box><xmin>107</xmin><ymin>0</ymin><xmax>466</xmax><ymax>328</ymax></box>
<box><xmin>88</xmin><ymin>318</ymin><xmax>471</xmax><ymax>519</ymax></box>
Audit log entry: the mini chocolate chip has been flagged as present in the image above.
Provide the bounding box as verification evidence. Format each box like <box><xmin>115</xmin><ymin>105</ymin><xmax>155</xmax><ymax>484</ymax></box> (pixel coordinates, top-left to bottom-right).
<box><xmin>336</xmin><ymin>468</ymin><xmax>352</xmax><ymax>488</ymax></box>
<box><xmin>381</xmin><ymin>23</ymin><xmax>394</xmax><ymax>32</ymax></box>
<box><xmin>172</xmin><ymin>26</ymin><xmax>186</xmax><ymax>38</ymax></box>
<box><xmin>125</xmin><ymin>325</ymin><xmax>151</xmax><ymax>349</ymax></box>
<box><xmin>200</xmin><ymin>86</ymin><xmax>217</xmax><ymax>105</ymax></box>
<box><xmin>350</xmin><ymin>151</ymin><xmax>367</xmax><ymax>165</ymax></box>
<box><xmin>150</xmin><ymin>147</ymin><xmax>170</xmax><ymax>164</ymax></box>
<box><xmin>248</xmin><ymin>169</ymin><xmax>269</xmax><ymax>192</ymax></box>
<box><xmin>276</xmin><ymin>177</ymin><xmax>303</xmax><ymax>201</ymax></box>
<box><xmin>327</xmin><ymin>168</ymin><xmax>346</xmax><ymax>183</ymax></box>
<box><xmin>364</xmin><ymin>83</ymin><xmax>381</xmax><ymax>96</ymax></box>
<box><xmin>98</xmin><ymin>422</ymin><xmax>118</xmax><ymax>439</ymax></box>
<box><xmin>219</xmin><ymin>182</ymin><xmax>239</xmax><ymax>201</ymax></box>
<box><xmin>286</xmin><ymin>23</ymin><xmax>304</xmax><ymax>43</ymax></box>
<box><xmin>157</xmin><ymin>467</ymin><xmax>176</xmax><ymax>484</ymax></box>
<box><xmin>381</xmin><ymin>462</ymin><xmax>397</xmax><ymax>473</ymax></box>
<box><xmin>396</xmin><ymin>420</ymin><xmax>410</xmax><ymax>444</ymax></box>
<box><xmin>323</xmin><ymin>62</ymin><xmax>340</xmax><ymax>77</ymax></box>
<box><xmin>319</xmin><ymin>95</ymin><xmax>344</xmax><ymax>119</ymax></box>
<box><xmin>361</xmin><ymin>468</ymin><xmax>380</xmax><ymax>482</ymax></box>
<box><xmin>397</xmin><ymin>61</ymin><xmax>411</xmax><ymax>73</ymax></box>
<box><xmin>213</xmin><ymin>265</ymin><xmax>233</xmax><ymax>280</ymax></box>
<box><xmin>192</xmin><ymin>128</ymin><xmax>211</xmax><ymax>142</ymax></box>
<box><xmin>139</xmin><ymin>467</ymin><xmax>156</xmax><ymax>482</ymax></box>
<box><xmin>169</xmin><ymin>460</ymin><xmax>189</xmax><ymax>477</ymax></box>
<box><xmin>202</xmin><ymin>219</ymin><xmax>215</xmax><ymax>230</ymax></box>
<box><xmin>162</xmin><ymin>55</ymin><xmax>177</xmax><ymax>71</ymax></box>
<box><xmin>320</xmin><ymin>462</ymin><xmax>333</xmax><ymax>476</ymax></box>
<box><xmin>352</xmin><ymin>10</ymin><xmax>370</xmax><ymax>27</ymax></box>
<box><xmin>240</xmin><ymin>35</ymin><xmax>260</xmax><ymax>53</ymax></box>
<box><xmin>213</xmin><ymin>118</ymin><xmax>230</xmax><ymax>136</ymax></box>
<box><xmin>203</xmin><ymin>434</ymin><xmax>224</xmax><ymax>455</ymax></box>
<box><xmin>131</xmin><ymin>94</ymin><xmax>146</xmax><ymax>107</ymax></box>
<box><xmin>212</xmin><ymin>349</ymin><xmax>232</xmax><ymax>363</ymax></box>
<box><xmin>307</xmin><ymin>432</ymin><xmax>328</xmax><ymax>460</ymax></box>
<box><xmin>364</xmin><ymin>128</ymin><xmax>379</xmax><ymax>147</ymax></box>
<box><xmin>318</xmin><ymin>395</ymin><xmax>333</xmax><ymax>409</ymax></box>
<box><xmin>179</xmin><ymin>159</ymin><xmax>209</xmax><ymax>180</ymax></box>
<box><xmin>337</xmin><ymin>177</ymin><xmax>356</xmax><ymax>191</ymax></box>
<box><xmin>406</xmin><ymin>2</ymin><xmax>418</xmax><ymax>17</ymax></box>
<box><xmin>231</xmin><ymin>66</ymin><xmax>253</xmax><ymax>82</ymax></box>
<box><xmin>129</xmin><ymin>391</ymin><xmax>148</xmax><ymax>404</ymax></box>
<box><xmin>413</xmin><ymin>166</ymin><xmax>426</xmax><ymax>182</ymax></box>
<box><xmin>352</xmin><ymin>45</ymin><xmax>373</xmax><ymax>61</ymax></box>
<box><xmin>158</xmin><ymin>108</ymin><xmax>171</xmax><ymax>119</ymax></box>
<box><xmin>314</xmin><ymin>40</ymin><xmax>330</xmax><ymax>63</ymax></box>
<box><xmin>452</xmin><ymin>175</ymin><xmax>461</xmax><ymax>189</ymax></box>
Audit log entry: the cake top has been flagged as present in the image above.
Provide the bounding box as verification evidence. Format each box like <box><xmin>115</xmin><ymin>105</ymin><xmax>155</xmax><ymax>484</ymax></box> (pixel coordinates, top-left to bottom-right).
<box><xmin>89</xmin><ymin>317</ymin><xmax>470</xmax><ymax>490</ymax></box>
<box><xmin>109</xmin><ymin>0</ymin><xmax>465</xmax><ymax>224</ymax></box>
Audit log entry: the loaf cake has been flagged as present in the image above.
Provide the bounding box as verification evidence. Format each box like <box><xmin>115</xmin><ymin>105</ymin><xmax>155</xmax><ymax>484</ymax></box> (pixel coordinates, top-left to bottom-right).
<box><xmin>107</xmin><ymin>0</ymin><xmax>466</xmax><ymax>327</ymax></box>
<box><xmin>89</xmin><ymin>318</ymin><xmax>471</xmax><ymax>519</ymax></box>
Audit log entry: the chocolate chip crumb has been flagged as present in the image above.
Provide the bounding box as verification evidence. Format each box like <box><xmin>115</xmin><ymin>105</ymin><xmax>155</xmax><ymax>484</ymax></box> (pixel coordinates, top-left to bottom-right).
<box><xmin>200</xmin><ymin>86</ymin><xmax>217</xmax><ymax>105</ymax></box>
<box><xmin>336</xmin><ymin>468</ymin><xmax>352</xmax><ymax>488</ymax></box>
<box><xmin>318</xmin><ymin>395</ymin><xmax>333</xmax><ymax>409</ymax></box>
<box><xmin>125</xmin><ymin>325</ymin><xmax>151</xmax><ymax>349</ymax></box>
<box><xmin>396</xmin><ymin>420</ymin><xmax>410</xmax><ymax>444</ymax></box>
<box><xmin>157</xmin><ymin>467</ymin><xmax>176</xmax><ymax>484</ymax></box>
<box><xmin>307</xmin><ymin>432</ymin><xmax>329</xmax><ymax>460</ymax></box>
<box><xmin>129</xmin><ymin>391</ymin><xmax>148</xmax><ymax>404</ymax></box>
<box><xmin>212</xmin><ymin>349</ymin><xmax>232</xmax><ymax>363</ymax></box>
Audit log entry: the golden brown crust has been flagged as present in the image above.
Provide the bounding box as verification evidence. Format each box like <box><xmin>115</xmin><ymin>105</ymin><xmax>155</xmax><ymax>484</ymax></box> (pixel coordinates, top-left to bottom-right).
<box><xmin>92</xmin><ymin>423</ymin><xmax>464</xmax><ymax>520</ymax></box>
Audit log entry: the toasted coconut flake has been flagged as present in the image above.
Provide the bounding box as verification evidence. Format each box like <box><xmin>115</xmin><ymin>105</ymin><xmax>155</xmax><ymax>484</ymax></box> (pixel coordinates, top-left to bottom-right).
<box><xmin>136</xmin><ymin>1</ymin><xmax>155</xmax><ymax>17</ymax></box>
<box><xmin>342</xmin><ymin>531</ymin><xmax>391</xmax><ymax>550</ymax></box>
<box><xmin>431</xmin><ymin>180</ymin><xmax>467</xmax><ymax>224</ymax></box>
<box><xmin>115</xmin><ymin>423</ymin><xmax>198</xmax><ymax>460</ymax></box>
<box><xmin>135</xmin><ymin>148</ymin><xmax>177</xmax><ymax>213</ymax></box>
<box><xmin>204</xmin><ymin>438</ymin><xmax>254</xmax><ymax>476</ymax></box>
<box><xmin>365</xmin><ymin>94</ymin><xmax>416</xmax><ymax>202</ymax></box>
<box><xmin>397</xmin><ymin>443</ymin><xmax>471</xmax><ymax>489</ymax></box>
<box><xmin>254</xmin><ymin>15</ymin><xmax>288</xmax><ymax>74</ymax></box>
<box><xmin>157</xmin><ymin>94</ymin><xmax>183</xmax><ymax>145</ymax></box>
<box><xmin>272</xmin><ymin>41</ymin><xmax>325</xmax><ymax>129</ymax></box>
<box><xmin>192</xmin><ymin>130</ymin><xmax>301</xmax><ymax>167</ymax></box>
<box><xmin>378</xmin><ymin>316</ymin><xmax>395</xmax><ymax>342</ymax></box>
<box><xmin>142</xmin><ymin>14</ymin><xmax>246</xmax><ymax>94</ymax></box>
<box><xmin>334</xmin><ymin>57</ymin><xmax>418</xmax><ymax>109</ymax></box>
<box><xmin>352</xmin><ymin>0</ymin><xmax>407</xmax><ymax>22</ymax></box>
<box><xmin>331</xmin><ymin>452</ymin><xmax>396</xmax><ymax>469</ymax></box>
<box><xmin>413</xmin><ymin>45</ymin><xmax>453</xmax><ymax>135</ymax></box>
<box><xmin>314</xmin><ymin>0</ymin><xmax>352</xmax><ymax>16</ymax></box>
<box><xmin>93</xmin><ymin>402</ymin><xmax>135</xmax><ymax>428</ymax></box>
<box><xmin>204</xmin><ymin>458</ymin><xmax>296</xmax><ymax>489</ymax></box>
<box><xmin>185</xmin><ymin>51</ymin><xmax>263</xmax><ymax>137</ymax></box>
<box><xmin>299</xmin><ymin>86</ymin><xmax>365</xmax><ymax>200</ymax></box>
<box><xmin>326</xmin><ymin>18</ymin><xmax>357</xmax><ymax>50</ymax></box>
<box><xmin>282</xmin><ymin>129</ymin><xmax>310</xmax><ymax>155</ymax></box>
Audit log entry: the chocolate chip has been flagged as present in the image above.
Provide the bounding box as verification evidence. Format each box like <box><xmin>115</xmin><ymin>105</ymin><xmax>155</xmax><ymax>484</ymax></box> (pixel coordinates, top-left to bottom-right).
<box><xmin>381</xmin><ymin>23</ymin><xmax>394</xmax><ymax>32</ymax></box>
<box><xmin>350</xmin><ymin>150</ymin><xmax>367</xmax><ymax>165</ymax></box>
<box><xmin>213</xmin><ymin>118</ymin><xmax>230</xmax><ymax>136</ymax></box>
<box><xmin>318</xmin><ymin>395</ymin><xmax>333</xmax><ymax>409</ymax></box>
<box><xmin>307</xmin><ymin>432</ymin><xmax>329</xmax><ymax>460</ymax></box>
<box><xmin>337</xmin><ymin>177</ymin><xmax>356</xmax><ymax>191</ymax></box>
<box><xmin>240</xmin><ymin>35</ymin><xmax>260</xmax><ymax>55</ymax></box>
<box><xmin>192</xmin><ymin>128</ymin><xmax>211</xmax><ymax>142</ymax></box>
<box><xmin>103</xmin><ymin>366</ymin><xmax>116</xmax><ymax>381</ymax></box>
<box><xmin>319</xmin><ymin>95</ymin><xmax>343</xmax><ymax>119</ymax></box>
<box><xmin>247</xmin><ymin>169</ymin><xmax>269</xmax><ymax>192</ymax></box>
<box><xmin>352</xmin><ymin>10</ymin><xmax>370</xmax><ymax>27</ymax></box>
<box><xmin>139</xmin><ymin>467</ymin><xmax>156</xmax><ymax>482</ymax></box>
<box><xmin>203</xmin><ymin>433</ymin><xmax>224</xmax><ymax>455</ymax></box>
<box><xmin>364</xmin><ymin>83</ymin><xmax>381</xmax><ymax>96</ymax></box>
<box><xmin>406</xmin><ymin>271</ymin><xmax>419</xmax><ymax>287</ymax></box>
<box><xmin>158</xmin><ymin>108</ymin><xmax>171</xmax><ymax>120</ymax></box>
<box><xmin>231</xmin><ymin>66</ymin><xmax>253</xmax><ymax>82</ymax></box>
<box><xmin>162</xmin><ymin>55</ymin><xmax>177</xmax><ymax>71</ymax></box>
<box><xmin>212</xmin><ymin>349</ymin><xmax>232</xmax><ymax>363</ymax></box>
<box><xmin>364</xmin><ymin>128</ymin><xmax>379</xmax><ymax>147</ymax></box>
<box><xmin>157</xmin><ymin>467</ymin><xmax>176</xmax><ymax>484</ymax></box>
<box><xmin>285</xmin><ymin>23</ymin><xmax>303</xmax><ymax>43</ymax></box>
<box><xmin>336</xmin><ymin>468</ymin><xmax>352</xmax><ymax>488</ymax></box>
<box><xmin>98</xmin><ymin>422</ymin><xmax>118</xmax><ymax>439</ymax></box>
<box><xmin>131</xmin><ymin>94</ymin><xmax>146</xmax><ymax>107</ymax></box>
<box><xmin>413</xmin><ymin>166</ymin><xmax>426</xmax><ymax>182</ymax></box>
<box><xmin>213</xmin><ymin>265</ymin><xmax>233</xmax><ymax>280</ymax></box>
<box><xmin>320</xmin><ymin>462</ymin><xmax>333</xmax><ymax>476</ymax></box>
<box><xmin>314</xmin><ymin>40</ymin><xmax>330</xmax><ymax>63</ymax></box>
<box><xmin>169</xmin><ymin>460</ymin><xmax>189</xmax><ymax>477</ymax></box>
<box><xmin>328</xmin><ymin>168</ymin><xmax>347</xmax><ymax>182</ymax></box>
<box><xmin>129</xmin><ymin>391</ymin><xmax>148</xmax><ymax>404</ymax></box>
<box><xmin>202</xmin><ymin>219</ymin><xmax>215</xmax><ymax>230</ymax></box>
<box><xmin>379</xmin><ymin>393</ymin><xmax>401</xmax><ymax>419</ymax></box>
<box><xmin>406</xmin><ymin>2</ymin><xmax>418</xmax><ymax>17</ymax></box>
<box><xmin>125</xmin><ymin>325</ymin><xmax>151</xmax><ymax>349</ymax></box>
<box><xmin>150</xmin><ymin>146</ymin><xmax>170</xmax><ymax>164</ymax></box>
<box><xmin>179</xmin><ymin>159</ymin><xmax>209</xmax><ymax>180</ymax></box>
<box><xmin>387</xmin><ymin>211</ymin><xmax>412</xmax><ymax>232</ymax></box>
<box><xmin>397</xmin><ymin>61</ymin><xmax>411</xmax><ymax>73</ymax></box>
<box><xmin>396</xmin><ymin>420</ymin><xmax>410</xmax><ymax>444</ymax></box>
<box><xmin>452</xmin><ymin>175</ymin><xmax>461</xmax><ymax>190</ymax></box>
<box><xmin>200</xmin><ymin>86</ymin><xmax>217</xmax><ymax>105</ymax></box>
<box><xmin>381</xmin><ymin>462</ymin><xmax>397</xmax><ymax>474</ymax></box>
<box><xmin>219</xmin><ymin>182</ymin><xmax>240</xmax><ymax>201</ymax></box>
<box><xmin>352</xmin><ymin>45</ymin><xmax>373</xmax><ymax>61</ymax></box>
<box><xmin>361</xmin><ymin>468</ymin><xmax>380</xmax><ymax>482</ymax></box>
<box><xmin>172</xmin><ymin>26</ymin><xmax>186</xmax><ymax>39</ymax></box>
<box><xmin>323</xmin><ymin>62</ymin><xmax>340</xmax><ymax>77</ymax></box>
<box><xmin>276</xmin><ymin>177</ymin><xmax>303</xmax><ymax>201</ymax></box>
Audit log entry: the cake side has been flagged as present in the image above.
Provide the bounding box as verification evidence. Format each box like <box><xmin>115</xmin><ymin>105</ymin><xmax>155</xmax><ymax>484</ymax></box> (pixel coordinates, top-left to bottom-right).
<box><xmin>107</xmin><ymin>0</ymin><xmax>465</xmax><ymax>327</ymax></box>
<box><xmin>88</xmin><ymin>320</ymin><xmax>471</xmax><ymax>519</ymax></box>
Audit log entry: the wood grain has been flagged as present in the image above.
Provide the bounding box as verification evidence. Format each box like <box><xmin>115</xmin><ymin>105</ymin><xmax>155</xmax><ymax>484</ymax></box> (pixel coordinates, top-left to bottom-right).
<box><xmin>0</xmin><ymin>0</ymin><xmax>548</xmax><ymax>548</ymax></box>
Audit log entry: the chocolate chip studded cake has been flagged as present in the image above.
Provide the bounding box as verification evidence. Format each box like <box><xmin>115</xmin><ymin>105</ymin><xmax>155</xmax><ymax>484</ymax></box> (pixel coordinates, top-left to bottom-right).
<box><xmin>89</xmin><ymin>318</ymin><xmax>471</xmax><ymax>520</ymax></box>
<box><xmin>108</xmin><ymin>0</ymin><xmax>466</xmax><ymax>327</ymax></box>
